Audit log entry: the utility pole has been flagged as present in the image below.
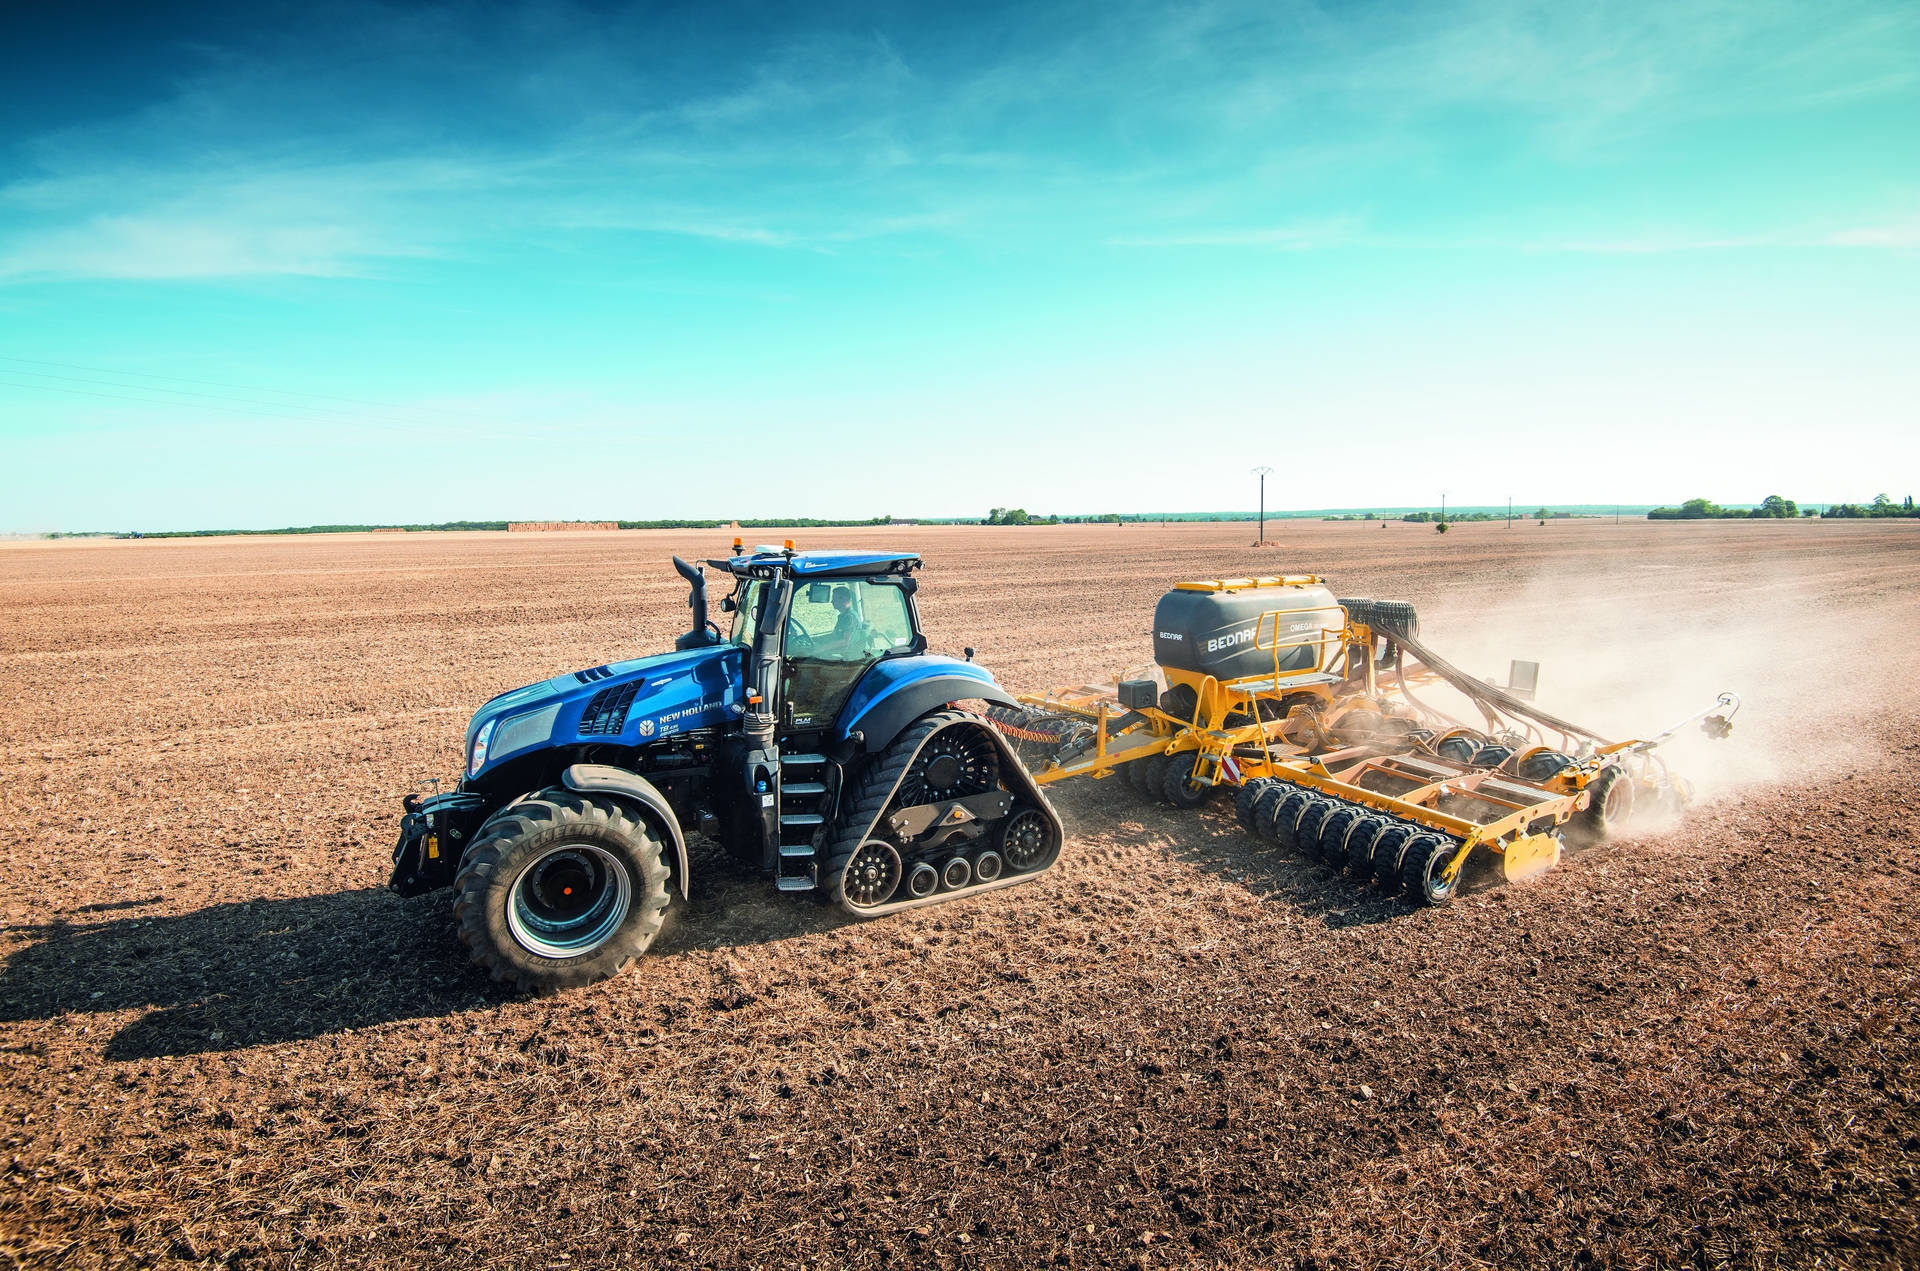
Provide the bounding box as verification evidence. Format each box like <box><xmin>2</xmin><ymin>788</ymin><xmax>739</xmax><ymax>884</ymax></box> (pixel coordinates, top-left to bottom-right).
<box><xmin>1252</xmin><ymin>466</ymin><xmax>1273</xmax><ymax>544</ymax></box>
<box><xmin>1440</xmin><ymin>488</ymin><xmax>1448</xmax><ymax>526</ymax></box>
<box><xmin>1507</xmin><ymin>496</ymin><xmax>1512</xmax><ymax>528</ymax></box>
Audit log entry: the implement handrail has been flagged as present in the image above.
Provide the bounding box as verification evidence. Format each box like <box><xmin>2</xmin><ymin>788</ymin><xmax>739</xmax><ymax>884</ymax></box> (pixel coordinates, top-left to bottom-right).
<box><xmin>1251</xmin><ymin>603</ymin><xmax>1346</xmax><ymax>681</ymax></box>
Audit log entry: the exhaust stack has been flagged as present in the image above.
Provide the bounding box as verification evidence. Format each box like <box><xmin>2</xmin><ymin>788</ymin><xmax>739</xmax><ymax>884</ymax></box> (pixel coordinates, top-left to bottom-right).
<box><xmin>671</xmin><ymin>556</ymin><xmax>718</xmax><ymax>650</ymax></box>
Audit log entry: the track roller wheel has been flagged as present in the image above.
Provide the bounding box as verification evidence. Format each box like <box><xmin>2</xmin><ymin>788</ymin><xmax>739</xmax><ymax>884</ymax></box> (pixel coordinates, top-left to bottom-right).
<box><xmin>940</xmin><ymin>856</ymin><xmax>973</xmax><ymax>890</ymax></box>
<box><xmin>973</xmin><ymin>849</ymin><xmax>1004</xmax><ymax>883</ymax></box>
<box><xmin>841</xmin><ymin>839</ymin><xmax>905</xmax><ymax>910</ymax></box>
<box><xmin>1262</xmin><ymin>789</ymin><xmax>1313</xmax><ymax>848</ymax></box>
<box><xmin>1292</xmin><ymin>797</ymin><xmax>1335</xmax><ymax>858</ymax></box>
<box><xmin>1160</xmin><ymin>754</ymin><xmax>1214</xmax><ymax>809</ymax></box>
<box><xmin>1343</xmin><ymin>815</ymin><xmax>1391</xmax><ymax>876</ymax></box>
<box><xmin>1369</xmin><ymin>824</ymin><xmax>1417</xmax><ymax>890</ymax></box>
<box><xmin>1236</xmin><ymin>778</ymin><xmax>1279</xmax><ymax>834</ymax></box>
<box><xmin>1314</xmin><ymin>806</ymin><xmax>1362</xmax><ymax>867</ymax></box>
<box><xmin>1567</xmin><ymin>765</ymin><xmax>1634</xmax><ymax>846</ymax></box>
<box><xmin>996</xmin><ymin>805</ymin><xmax>1060</xmax><ymax>873</ymax></box>
<box><xmin>905</xmin><ymin>861</ymin><xmax>939</xmax><ymax>899</ymax></box>
<box><xmin>1400</xmin><ymin>834</ymin><xmax>1458</xmax><ymax>905</ymax></box>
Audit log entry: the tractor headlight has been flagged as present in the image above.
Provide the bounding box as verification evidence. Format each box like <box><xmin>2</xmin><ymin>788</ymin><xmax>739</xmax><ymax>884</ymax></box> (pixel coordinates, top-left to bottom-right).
<box><xmin>468</xmin><ymin>718</ymin><xmax>497</xmax><ymax>777</ymax></box>
<box><xmin>469</xmin><ymin>704</ymin><xmax>561</xmax><ymax>777</ymax></box>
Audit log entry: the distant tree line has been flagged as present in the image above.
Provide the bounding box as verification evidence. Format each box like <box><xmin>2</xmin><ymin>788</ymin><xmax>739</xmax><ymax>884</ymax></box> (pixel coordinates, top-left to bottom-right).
<box><xmin>1648</xmin><ymin>494</ymin><xmax>1917</xmax><ymax>520</ymax></box>
<box><xmin>614</xmin><ymin>516</ymin><xmax>899</xmax><ymax>529</ymax></box>
<box><xmin>1820</xmin><ymin>494</ymin><xmax>1918</xmax><ymax>518</ymax></box>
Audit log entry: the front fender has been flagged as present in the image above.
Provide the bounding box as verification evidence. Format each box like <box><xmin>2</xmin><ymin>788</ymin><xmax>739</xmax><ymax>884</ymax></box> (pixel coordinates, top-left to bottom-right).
<box><xmin>837</xmin><ymin>659</ymin><xmax>1018</xmax><ymax>753</ymax></box>
<box><xmin>561</xmin><ymin>764</ymin><xmax>691</xmax><ymax>900</ymax></box>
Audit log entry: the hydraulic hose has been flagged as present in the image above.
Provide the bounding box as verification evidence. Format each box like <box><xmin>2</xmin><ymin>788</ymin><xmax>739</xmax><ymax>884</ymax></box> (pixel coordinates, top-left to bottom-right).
<box><xmin>1383</xmin><ymin>628</ymin><xmax>1613</xmax><ymax>745</ymax></box>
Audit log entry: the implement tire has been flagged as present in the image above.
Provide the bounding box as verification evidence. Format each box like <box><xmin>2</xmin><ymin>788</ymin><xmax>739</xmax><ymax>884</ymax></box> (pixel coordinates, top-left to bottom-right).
<box><xmin>1160</xmin><ymin>753</ymin><xmax>1214</xmax><ymax>809</ymax></box>
<box><xmin>453</xmin><ymin>789</ymin><xmax>671</xmax><ymax>994</ymax></box>
<box><xmin>1568</xmin><ymin>766</ymin><xmax>1635</xmax><ymax>847</ymax></box>
<box><xmin>1128</xmin><ymin>752</ymin><xmax>1170</xmax><ymax>800</ymax></box>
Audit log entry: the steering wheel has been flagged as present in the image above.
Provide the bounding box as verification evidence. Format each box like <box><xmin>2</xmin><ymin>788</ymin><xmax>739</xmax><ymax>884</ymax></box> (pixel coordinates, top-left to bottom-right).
<box><xmin>785</xmin><ymin>613</ymin><xmax>818</xmax><ymax>654</ymax></box>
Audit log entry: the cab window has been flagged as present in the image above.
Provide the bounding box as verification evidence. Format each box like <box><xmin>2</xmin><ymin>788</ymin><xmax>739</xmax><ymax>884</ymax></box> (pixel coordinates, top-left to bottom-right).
<box><xmin>786</xmin><ymin>579</ymin><xmax>913</xmax><ymax>662</ymax></box>
<box><xmin>728</xmin><ymin>581</ymin><xmax>763</xmax><ymax>646</ymax></box>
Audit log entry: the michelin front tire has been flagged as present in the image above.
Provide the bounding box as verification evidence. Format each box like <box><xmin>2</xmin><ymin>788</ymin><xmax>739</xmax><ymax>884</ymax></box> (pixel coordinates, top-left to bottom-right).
<box><xmin>453</xmin><ymin>788</ymin><xmax>671</xmax><ymax>993</ymax></box>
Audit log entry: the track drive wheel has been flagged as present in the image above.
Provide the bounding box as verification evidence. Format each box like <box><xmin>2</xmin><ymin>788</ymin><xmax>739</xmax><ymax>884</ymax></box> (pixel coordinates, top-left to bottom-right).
<box><xmin>1160</xmin><ymin>754</ymin><xmax>1214</xmax><ymax>809</ymax></box>
<box><xmin>453</xmin><ymin>788</ymin><xmax>671</xmax><ymax>994</ymax></box>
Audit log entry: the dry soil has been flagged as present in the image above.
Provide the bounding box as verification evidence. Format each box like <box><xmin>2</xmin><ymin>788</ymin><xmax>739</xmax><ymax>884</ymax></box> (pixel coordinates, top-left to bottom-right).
<box><xmin>2</xmin><ymin>519</ymin><xmax>1917</xmax><ymax>1269</ymax></box>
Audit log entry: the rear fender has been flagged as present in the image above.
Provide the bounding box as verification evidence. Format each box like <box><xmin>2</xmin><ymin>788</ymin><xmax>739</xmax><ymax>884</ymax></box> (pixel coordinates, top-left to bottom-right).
<box><xmin>561</xmin><ymin>764</ymin><xmax>691</xmax><ymax>900</ymax></box>
<box><xmin>838</xmin><ymin>660</ymin><xmax>1019</xmax><ymax>753</ymax></box>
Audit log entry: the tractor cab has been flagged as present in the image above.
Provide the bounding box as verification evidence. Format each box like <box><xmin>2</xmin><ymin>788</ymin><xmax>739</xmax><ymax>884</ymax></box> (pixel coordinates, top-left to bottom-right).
<box><xmin>702</xmin><ymin>544</ymin><xmax>927</xmax><ymax>740</ymax></box>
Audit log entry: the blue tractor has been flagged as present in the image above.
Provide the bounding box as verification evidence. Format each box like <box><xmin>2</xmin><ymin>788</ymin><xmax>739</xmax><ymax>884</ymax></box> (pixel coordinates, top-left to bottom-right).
<box><xmin>390</xmin><ymin>543</ymin><xmax>1064</xmax><ymax>992</ymax></box>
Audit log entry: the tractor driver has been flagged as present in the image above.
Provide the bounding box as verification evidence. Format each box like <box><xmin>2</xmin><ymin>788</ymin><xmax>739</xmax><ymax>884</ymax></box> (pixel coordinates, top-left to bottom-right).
<box><xmin>823</xmin><ymin>585</ymin><xmax>866</xmax><ymax>658</ymax></box>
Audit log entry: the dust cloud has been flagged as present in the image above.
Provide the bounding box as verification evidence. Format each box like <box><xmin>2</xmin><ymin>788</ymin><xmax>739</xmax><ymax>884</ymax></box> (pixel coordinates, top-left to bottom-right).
<box><xmin>1403</xmin><ymin>558</ymin><xmax>1889</xmax><ymax>807</ymax></box>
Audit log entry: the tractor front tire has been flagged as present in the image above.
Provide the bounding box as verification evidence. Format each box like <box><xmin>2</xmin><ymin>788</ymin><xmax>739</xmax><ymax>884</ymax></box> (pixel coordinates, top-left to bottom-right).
<box><xmin>453</xmin><ymin>789</ymin><xmax>671</xmax><ymax>994</ymax></box>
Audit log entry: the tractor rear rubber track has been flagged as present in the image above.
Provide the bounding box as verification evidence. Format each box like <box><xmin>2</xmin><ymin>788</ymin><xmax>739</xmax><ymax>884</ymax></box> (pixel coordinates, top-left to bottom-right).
<box><xmin>823</xmin><ymin>709</ymin><xmax>1065</xmax><ymax>918</ymax></box>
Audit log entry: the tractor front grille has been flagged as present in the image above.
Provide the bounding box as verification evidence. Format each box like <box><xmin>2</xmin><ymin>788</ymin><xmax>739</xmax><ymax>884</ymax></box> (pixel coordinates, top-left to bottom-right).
<box><xmin>579</xmin><ymin>681</ymin><xmax>639</xmax><ymax>736</ymax></box>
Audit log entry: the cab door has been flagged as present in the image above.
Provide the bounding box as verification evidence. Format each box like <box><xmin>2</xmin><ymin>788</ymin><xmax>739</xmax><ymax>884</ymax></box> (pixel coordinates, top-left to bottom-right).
<box><xmin>782</xmin><ymin>578</ymin><xmax>917</xmax><ymax>732</ymax></box>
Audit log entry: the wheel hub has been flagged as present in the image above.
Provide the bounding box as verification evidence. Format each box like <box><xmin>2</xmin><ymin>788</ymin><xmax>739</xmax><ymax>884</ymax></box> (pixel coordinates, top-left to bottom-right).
<box><xmin>924</xmin><ymin>754</ymin><xmax>963</xmax><ymax>789</ymax></box>
<box><xmin>507</xmin><ymin>843</ymin><xmax>633</xmax><ymax>960</ymax></box>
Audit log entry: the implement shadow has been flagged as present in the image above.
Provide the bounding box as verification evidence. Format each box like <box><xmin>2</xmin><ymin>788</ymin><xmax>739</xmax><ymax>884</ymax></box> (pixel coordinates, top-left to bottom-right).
<box><xmin>1052</xmin><ymin>783</ymin><xmax>1493</xmax><ymax>929</ymax></box>
<box><xmin>0</xmin><ymin>847</ymin><xmax>851</xmax><ymax>1061</ymax></box>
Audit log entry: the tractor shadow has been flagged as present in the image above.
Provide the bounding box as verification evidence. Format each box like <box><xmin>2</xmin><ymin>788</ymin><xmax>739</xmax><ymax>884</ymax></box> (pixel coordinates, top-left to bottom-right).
<box><xmin>0</xmin><ymin>843</ymin><xmax>849</xmax><ymax>1061</ymax></box>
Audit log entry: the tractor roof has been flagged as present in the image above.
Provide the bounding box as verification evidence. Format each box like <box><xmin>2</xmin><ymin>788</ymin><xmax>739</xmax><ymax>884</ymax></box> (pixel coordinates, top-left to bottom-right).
<box><xmin>708</xmin><ymin>549</ymin><xmax>921</xmax><ymax>578</ymax></box>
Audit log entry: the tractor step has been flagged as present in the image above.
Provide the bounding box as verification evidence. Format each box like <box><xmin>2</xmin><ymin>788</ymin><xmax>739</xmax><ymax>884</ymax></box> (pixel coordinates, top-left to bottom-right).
<box><xmin>775</xmin><ymin>869</ymin><xmax>817</xmax><ymax>892</ymax></box>
<box><xmin>781</xmin><ymin>753</ymin><xmax>827</xmax><ymax>768</ymax></box>
<box><xmin>778</xmin><ymin>842</ymin><xmax>816</xmax><ymax>859</ymax></box>
<box><xmin>780</xmin><ymin>812</ymin><xmax>825</xmax><ymax>828</ymax></box>
<box><xmin>782</xmin><ymin>781</ymin><xmax>827</xmax><ymax>797</ymax></box>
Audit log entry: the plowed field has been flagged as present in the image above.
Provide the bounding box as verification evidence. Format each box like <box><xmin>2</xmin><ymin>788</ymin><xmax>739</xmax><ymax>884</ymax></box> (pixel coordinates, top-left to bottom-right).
<box><xmin>2</xmin><ymin>519</ymin><xmax>1917</xmax><ymax>1269</ymax></box>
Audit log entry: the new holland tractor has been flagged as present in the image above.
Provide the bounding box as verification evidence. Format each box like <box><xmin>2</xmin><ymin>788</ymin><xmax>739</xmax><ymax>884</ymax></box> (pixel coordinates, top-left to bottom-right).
<box><xmin>390</xmin><ymin>542</ymin><xmax>1062</xmax><ymax>992</ymax></box>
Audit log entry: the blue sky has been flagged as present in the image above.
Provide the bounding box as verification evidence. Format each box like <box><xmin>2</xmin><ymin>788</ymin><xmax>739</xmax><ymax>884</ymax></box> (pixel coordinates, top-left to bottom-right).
<box><xmin>2</xmin><ymin>0</ymin><xmax>1917</xmax><ymax>530</ymax></box>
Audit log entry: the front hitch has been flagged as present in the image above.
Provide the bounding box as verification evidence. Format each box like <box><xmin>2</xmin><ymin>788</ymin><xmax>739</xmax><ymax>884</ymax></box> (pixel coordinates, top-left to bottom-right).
<box><xmin>389</xmin><ymin>786</ymin><xmax>489</xmax><ymax>897</ymax></box>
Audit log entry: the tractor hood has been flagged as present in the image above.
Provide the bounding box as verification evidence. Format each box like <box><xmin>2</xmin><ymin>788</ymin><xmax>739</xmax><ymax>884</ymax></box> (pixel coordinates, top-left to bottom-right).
<box><xmin>463</xmin><ymin>643</ymin><xmax>744</xmax><ymax>780</ymax></box>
